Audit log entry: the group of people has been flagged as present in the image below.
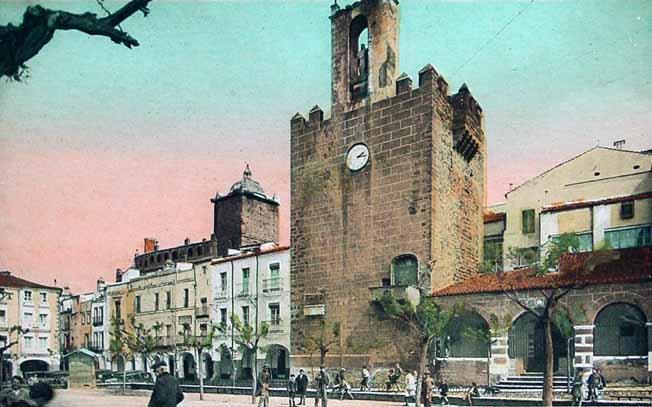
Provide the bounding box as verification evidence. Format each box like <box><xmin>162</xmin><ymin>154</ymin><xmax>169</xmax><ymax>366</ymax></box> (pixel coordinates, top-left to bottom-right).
<box><xmin>0</xmin><ymin>376</ymin><xmax>54</xmax><ymax>407</ymax></box>
<box><xmin>572</xmin><ymin>367</ymin><xmax>606</xmax><ymax>406</ymax></box>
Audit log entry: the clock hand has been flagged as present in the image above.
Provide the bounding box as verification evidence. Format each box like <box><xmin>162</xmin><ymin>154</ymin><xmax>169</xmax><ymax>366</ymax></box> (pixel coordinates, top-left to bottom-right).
<box><xmin>357</xmin><ymin>152</ymin><xmax>367</xmax><ymax>158</ymax></box>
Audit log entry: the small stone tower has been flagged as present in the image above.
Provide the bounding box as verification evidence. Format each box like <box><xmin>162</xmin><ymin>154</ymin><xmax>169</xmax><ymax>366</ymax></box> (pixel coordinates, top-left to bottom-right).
<box><xmin>211</xmin><ymin>165</ymin><xmax>280</xmax><ymax>255</ymax></box>
<box><xmin>330</xmin><ymin>0</ymin><xmax>400</xmax><ymax>113</ymax></box>
<box><xmin>290</xmin><ymin>0</ymin><xmax>486</xmax><ymax>369</ymax></box>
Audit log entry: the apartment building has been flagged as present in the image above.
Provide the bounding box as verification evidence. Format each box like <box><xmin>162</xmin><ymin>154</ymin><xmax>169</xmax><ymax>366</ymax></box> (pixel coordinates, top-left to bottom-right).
<box><xmin>210</xmin><ymin>243</ymin><xmax>290</xmax><ymax>381</ymax></box>
<box><xmin>0</xmin><ymin>271</ymin><xmax>61</xmax><ymax>377</ymax></box>
<box><xmin>484</xmin><ymin>145</ymin><xmax>652</xmax><ymax>269</ymax></box>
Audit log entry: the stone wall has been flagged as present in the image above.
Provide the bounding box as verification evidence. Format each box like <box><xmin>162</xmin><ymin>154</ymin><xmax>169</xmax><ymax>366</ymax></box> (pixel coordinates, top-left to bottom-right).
<box><xmin>433</xmin><ymin>281</ymin><xmax>652</xmax><ymax>384</ymax></box>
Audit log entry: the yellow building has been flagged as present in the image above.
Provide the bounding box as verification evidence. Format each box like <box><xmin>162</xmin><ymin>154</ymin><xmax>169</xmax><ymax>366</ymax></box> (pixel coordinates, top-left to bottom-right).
<box><xmin>105</xmin><ymin>261</ymin><xmax>212</xmax><ymax>379</ymax></box>
<box><xmin>0</xmin><ymin>271</ymin><xmax>61</xmax><ymax>378</ymax></box>
<box><xmin>485</xmin><ymin>146</ymin><xmax>652</xmax><ymax>269</ymax></box>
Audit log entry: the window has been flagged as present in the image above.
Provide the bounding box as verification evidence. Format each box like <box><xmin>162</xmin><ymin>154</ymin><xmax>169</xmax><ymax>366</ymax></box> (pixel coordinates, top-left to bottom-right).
<box><xmin>23</xmin><ymin>312</ymin><xmax>33</xmax><ymax>326</ymax></box>
<box><xmin>154</xmin><ymin>293</ymin><xmax>160</xmax><ymax>311</ymax></box>
<box><xmin>0</xmin><ymin>310</ymin><xmax>6</xmax><ymax>325</ymax></box>
<box><xmin>23</xmin><ymin>290</ymin><xmax>32</xmax><ymax>303</ymax></box>
<box><xmin>522</xmin><ymin>209</ymin><xmax>535</xmax><ymax>234</ymax></box>
<box><xmin>100</xmin><ymin>332</ymin><xmax>104</xmax><ymax>349</ymax></box>
<box><xmin>269</xmin><ymin>303</ymin><xmax>281</xmax><ymax>326</ymax></box>
<box><xmin>605</xmin><ymin>225</ymin><xmax>651</xmax><ymax>249</ymax></box>
<box><xmin>620</xmin><ymin>201</ymin><xmax>634</xmax><ymax>220</ymax></box>
<box><xmin>24</xmin><ymin>336</ymin><xmax>33</xmax><ymax>350</ymax></box>
<box><xmin>391</xmin><ymin>254</ymin><xmax>418</xmax><ymax>286</ymax></box>
<box><xmin>115</xmin><ymin>300</ymin><xmax>122</xmax><ymax>320</ymax></box>
<box><xmin>166</xmin><ymin>291</ymin><xmax>171</xmax><ymax>309</ymax></box>
<box><xmin>40</xmin><ymin>292</ymin><xmax>47</xmax><ymax>302</ymax></box>
<box><xmin>220</xmin><ymin>272</ymin><xmax>228</xmax><ymax>293</ymax></box>
<box><xmin>483</xmin><ymin>237</ymin><xmax>503</xmax><ymax>272</ymax></box>
<box><xmin>135</xmin><ymin>296</ymin><xmax>141</xmax><ymax>313</ymax></box>
<box><xmin>550</xmin><ymin>233</ymin><xmax>593</xmax><ymax>253</ymax></box>
<box><xmin>200</xmin><ymin>323</ymin><xmax>207</xmax><ymax>336</ymax></box>
<box><xmin>183</xmin><ymin>288</ymin><xmax>189</xmax><ymax>308</ymax></box>
<box><xmin>39</xmin><ymin>313</ymin><xmax>47</xmax><ymax>327</ymax></box>
<box><xmin>515</xmin><ymin>246</ymin><xmax>539</xmax><ymax>268</ymax></box>
<box><xmin>220</xmin><ymin>308</ymin><xmax>228</xmax><ymax>325</ymax></box>
<box><xmin>242</xmin><ymin>306</ymin><xmax>249</xmax><ymax>327</ymax></box>
<box><xmin>84</xmin><ymin>334</ymin><xmax>89</xmax><ymax>347</ymax></box>
<box><xmin>269</xmin><ymin>263</ymin><xmax>280</xmax><ymax>290</ymax></box>
<box><xmin>242</xmin><ymin>268</ymin><xmax>250</xmax><ymax>294</ymax></box>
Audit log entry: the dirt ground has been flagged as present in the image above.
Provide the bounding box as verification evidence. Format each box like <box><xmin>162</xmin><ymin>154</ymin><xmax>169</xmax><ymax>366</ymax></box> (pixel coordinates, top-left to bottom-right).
<box><xmin>49</xmin><ymin>388</ymin><xmax>410</xmax><ymax>407</ymax></box>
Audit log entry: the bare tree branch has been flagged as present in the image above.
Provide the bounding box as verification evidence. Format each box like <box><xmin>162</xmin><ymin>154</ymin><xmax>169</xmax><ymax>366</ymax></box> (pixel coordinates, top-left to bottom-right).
<box><xmin>0</xmin><ymin>0</ymin><xmax>152</xmax><ymax>81</ymax></box>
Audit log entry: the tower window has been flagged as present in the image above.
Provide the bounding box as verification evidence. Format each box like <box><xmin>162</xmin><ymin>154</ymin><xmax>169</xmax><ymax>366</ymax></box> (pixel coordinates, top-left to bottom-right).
<box><xmin>349</xmin><ymin>15</ymin><xmax>369</xmax><ymax>99</ymax></box>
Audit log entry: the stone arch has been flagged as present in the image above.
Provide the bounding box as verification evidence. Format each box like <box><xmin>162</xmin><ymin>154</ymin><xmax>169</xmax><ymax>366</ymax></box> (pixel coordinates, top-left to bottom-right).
<box><xmin>115</xmin><ymin>355</ymin><xmax>125</xmax><ymax>372</ymax></box>
<box><xmin>588</xmin><ymin>291</ymin><xmax>652</xmax><ymax>324</ymax></box>
<box><xmin>181</xmin><ymin>352</ymin><xmax>196</xmax><ymax>382</ymax></box>
<box><xmin>201</xmin><ymin>352</ymin><xmax>213</xmax><ymax>380</ymax></box>
<box><xmin>20</xmin><ymin>359</ymin><xmax>49</xmax><ymax>375</ymax></box>
<box><xmin>594</xmin><ymin>302</ymin><xmax>648</xmax><ymax>357</ymax></box>
<box><xmin>508</xmin><ymin>311</ymin><xmax>568</xmax><ymax>373</ymax></box>
<box><xmin>446</xmin><ymin>311</ymin><xmax>490</xmax><ymax>358</ymax></box>
<box><xmin>265</xmin><ymin>344</ymin><xmax>290</xmax><ymax>379</ymax></box>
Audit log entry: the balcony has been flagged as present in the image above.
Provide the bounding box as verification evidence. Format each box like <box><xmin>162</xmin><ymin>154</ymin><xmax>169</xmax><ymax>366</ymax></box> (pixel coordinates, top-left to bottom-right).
<box><xmin>266</xmin><ymin>318</ymin><xmax>283</xmax><ymax>334</ymax></box>
<box><xmin>236</xmin><ymin>284</ymin><xmax>251</xmax><ymax>297</ymax></box>
<box><xmin>195</xmin><ymin>305</ymin><xmax>209</xmax><ymax>318</ymax></box>
<box><xmin>155</xmin><ymin>336</ymin><xmax>175</xmax><ymax>348</ymax></box>
<box><xmin>262</xmin><ymin>278</ymin><xmax>281</xmax><ymax>294</ymax></box>
<box><xmin>215</xmin><ymin>290</ymin><xmax>229</xmax><ymax>300</ymax></box>
<box><xmin>369</xmin><ymin>285</ymin><xmax>421</xmax><ymax>308</ymax></box>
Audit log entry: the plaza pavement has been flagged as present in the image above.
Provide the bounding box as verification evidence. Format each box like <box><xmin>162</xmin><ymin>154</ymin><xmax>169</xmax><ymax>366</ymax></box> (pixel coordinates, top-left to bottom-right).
<box><xmin>49</xmin><ymin>388</ymin><xmax>409</xmax><ymax>407</ymax></box>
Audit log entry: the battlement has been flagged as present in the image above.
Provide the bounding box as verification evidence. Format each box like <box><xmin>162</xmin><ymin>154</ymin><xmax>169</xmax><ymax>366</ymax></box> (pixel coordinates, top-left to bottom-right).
<box><xmin>134</xmin><ymin>237</ymin><xmax>217</xmax><ymax>274</ymax></box>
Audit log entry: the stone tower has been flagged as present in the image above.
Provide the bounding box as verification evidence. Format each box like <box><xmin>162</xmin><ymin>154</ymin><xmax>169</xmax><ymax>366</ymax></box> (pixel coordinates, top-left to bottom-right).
<box><xmin>290</xmin><ymin>0</ymin><xmax>486</xmax><ymax>368</ymax></box>
<box><xmin>211</xmin><ymin>165</ymin><xmax>280</xmax><ymax>255</ymax></box>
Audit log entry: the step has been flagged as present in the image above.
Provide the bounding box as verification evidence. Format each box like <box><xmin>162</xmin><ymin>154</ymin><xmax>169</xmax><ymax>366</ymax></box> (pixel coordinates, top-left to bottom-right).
<box><xmin>493</xmin><ymin>387</ymin><xmax>568</xmax><ymax>393</ymax></box>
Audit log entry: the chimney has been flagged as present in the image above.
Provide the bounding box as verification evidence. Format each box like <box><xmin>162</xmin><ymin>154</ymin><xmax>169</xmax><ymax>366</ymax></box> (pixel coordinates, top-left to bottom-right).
<box><xmin>115</xmin><ymin>268</ymin><xmax>123</xmax><ymax>283</ymax></box>
<box><xmin>613</xmin><ymin>139</ymin><xmax>626</xmax><ymax>150</ymax></box>
<box><xmin>184</xmin><ymin>237</ymin><xmax>191</xmax><ymax>245</ymax></box>
<box><xmin>144</xmin><ymin>238</ymin><xmax>157</xmax><ymax>253</ymax></box>
<box><xmin>96</xmin><ymin>277</ymin><xmax>106</xmax><ymax>292</ymax></box>
<box><xmin>63</xmin><ymin>286</ymin><xmax>71</xmax><ymax>296</ymax></box>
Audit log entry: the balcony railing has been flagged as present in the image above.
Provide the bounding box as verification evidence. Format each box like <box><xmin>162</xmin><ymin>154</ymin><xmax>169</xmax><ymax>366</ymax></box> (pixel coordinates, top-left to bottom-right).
<box><xmin>266</xmin><ymin>318</ymin><xmax>283</xmax><ymax>333</ymax></box>
<box><xmin>195</xmin><ymin>305</ymin><xmax>209</xmax><ymax>318</ymax></box>
<box><xmin>92</xmin><ymin>318</ymin><xmax>104</xmax><ymax>327</ymax></box>
<box><xmin>215</xmin><ymin>290</ymin><xmax>228</xmax><ymax>299</ymax></box>
<box><xmin>236</xmin><ymin>284</ymin><xmax>251</xmax><ymax>297</ymax></box>
<box><xmin>262</xmin><ymin>278</ymin><xmax>281</xmax><ymax>293</ymax></box>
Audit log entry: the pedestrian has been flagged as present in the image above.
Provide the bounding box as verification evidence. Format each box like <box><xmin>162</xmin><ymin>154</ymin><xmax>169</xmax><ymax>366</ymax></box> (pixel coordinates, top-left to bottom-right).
<box><xmin>334</xmin><ymin>369</ymin><xmax>354</xmax><ymax>400</ymax></box>
<box><xmin>147</xmin><ymin>361</ymin><xmax>184</xmax><ymax>407</ymax></box>
<box><xmin>421</xmin><ymin>373</ymin><xmax>434</xmax><ymax>407</ymax></box>
<box><xmin>596</xmin><ymin>368</ymin><xmax>607</xmax><ymax>399</ymax></box>
<box><xmin>438</xmin><ymin>379</ymin><xmax>449</xmax><ymax>406</ymax></box>
<box><xmin>404</xmin><ymin>370</ymin><xmax>417</xmax><ymax>406</ymax></box>
<box><xmin>258</xmin><ymin>365</ymin><xmax>271</xmax><ymax>407</ymax></box>
<box><xmin>0</xmin><ymin>376</ymin><xmax>32</xmax><ymax>406</ymax></box>
<box><xmin>386</xmin><ymin>363</ymin><xmax>403</xmax><ymax>391</ymax></box>
<box><xmin>314</xmin><ymin>367</ymin><xmax>329</xmax><ymax>407</ymax></box>
<box><xmin>571</xmin><ymin>370</ymin><xmax>584</xmax><ymax>407</ymax></box>
<box><xmin>288</xmin><ymin>373</ymin><xmax>297</xmax><ymax>407</ymax></box>
<box><xmin>360</xmin><ymin>366</ymin><xmax>370</xmax><ymax>391</ymax></box>
<box><xmin>463</xmin><ymin>382</ymin><xmax>480</xmax><ymax>406</ymax></box>
<box><xmin>296</xmin><ymin>369</ymin><xmax>309</xmax><ymax>406</ymax></box>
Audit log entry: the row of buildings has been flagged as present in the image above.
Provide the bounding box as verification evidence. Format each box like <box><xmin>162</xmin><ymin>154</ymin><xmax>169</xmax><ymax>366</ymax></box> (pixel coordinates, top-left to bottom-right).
<box><xmin>1</xmin><ymin>0</ymin><xmax>650</xmax><ymax>387</ymax></box>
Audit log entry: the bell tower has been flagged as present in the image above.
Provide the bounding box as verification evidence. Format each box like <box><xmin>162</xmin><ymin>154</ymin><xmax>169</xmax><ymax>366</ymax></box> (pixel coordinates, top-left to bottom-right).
<box><xmin>330</xmin><ymin>0</ymin><xmax>399</xmax><ymax>113</ymax></box>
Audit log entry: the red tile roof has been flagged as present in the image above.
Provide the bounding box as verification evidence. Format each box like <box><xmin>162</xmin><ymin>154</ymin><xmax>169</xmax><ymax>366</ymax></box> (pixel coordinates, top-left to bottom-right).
<box><xmin>0</xmin><ymin>271</ymin><xmax>61</xmax><ymax>291</ymax></box>
<box><xmin>541</xmin><ymin>191</ymin><xmax>652</xmax><ymax>214</ymax></box>
<box><xmin>483</xmin><ymin>212</ymin><xmax>506</xmax><ymax>223</ymax></box>
<box><xmin>432</xmin><ymin>247</ymin><xmax>652</xmax><ymax>297</ymax></box>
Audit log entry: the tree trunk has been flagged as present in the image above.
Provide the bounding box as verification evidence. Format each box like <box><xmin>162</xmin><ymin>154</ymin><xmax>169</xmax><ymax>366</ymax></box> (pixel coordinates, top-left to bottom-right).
<box><xmin>251</xmin><ymin>351</ymin><xmax>257</xmax><ymax>405</ymax></box>
<box><xmin>198</xmin><ymin>349</ymin><xmax>204</xmax><ymax>401</ymax></box>
<box><xmin>543</xmin><ymin>317</ymin><xmax>554</xmax><ymax>407</ymax></box>
<box><xmin>414</xmin><ymin>339</ymin><xmax>429</xmax><ymax>407</ymax></box>
<box><xmin>123</xmin><ymin>368</ymin><xmax>127</xmax><ymax>393</ymax></box>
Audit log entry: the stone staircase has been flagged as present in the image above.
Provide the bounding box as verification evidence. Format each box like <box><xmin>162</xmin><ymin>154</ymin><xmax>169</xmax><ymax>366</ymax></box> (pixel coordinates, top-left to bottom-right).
<box><xmin>495</xmin><ymin>372</ymin><xmax>570</xmax><ymax>393</ymax></box>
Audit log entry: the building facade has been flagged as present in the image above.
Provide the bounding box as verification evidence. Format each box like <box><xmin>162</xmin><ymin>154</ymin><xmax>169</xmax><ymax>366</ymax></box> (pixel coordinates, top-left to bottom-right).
<box><xmin>0</xmin><ymin>271</ymin><xmax>61</xmax><ymax>378</ymax></box>
<box><xmin>210</xmin><ymin>244</ymin><xmax>290</xmax><ymax>381</ymax></box>
<box><xmin>485</xmin><ymin>146</ymin><xmax>652</xmax><ymax>270</ymax></box>
<box><xmin>290</xmin><ymin>0</ymin><xmax>485</xmax><ymax>368</ymax></box>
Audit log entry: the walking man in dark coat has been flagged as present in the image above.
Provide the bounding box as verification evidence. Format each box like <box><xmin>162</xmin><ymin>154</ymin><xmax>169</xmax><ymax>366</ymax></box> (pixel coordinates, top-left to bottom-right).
<box><xmin>296</xmin><ymin>369</ymin><xmax>309</xmax><ymax>406</ymax></box>
<box><xmin>148</xmin><ymin>361</ymin><xmax>184</xmax><ymax>407</ymax></box>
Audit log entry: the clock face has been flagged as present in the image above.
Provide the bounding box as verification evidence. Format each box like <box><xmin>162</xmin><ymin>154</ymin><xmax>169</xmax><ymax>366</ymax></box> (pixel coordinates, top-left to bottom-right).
<box><xmin>346</xmin><ymin>143</ymin><xmax>370</xmax><ymax>172</ymax></box>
